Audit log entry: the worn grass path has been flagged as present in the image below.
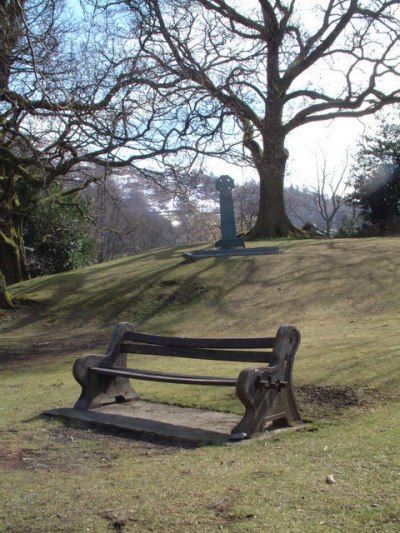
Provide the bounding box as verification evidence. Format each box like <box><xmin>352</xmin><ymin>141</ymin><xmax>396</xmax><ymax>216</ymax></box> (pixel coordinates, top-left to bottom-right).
<box><xmin>0</xmin><ymin>237</ymin><xmax>399</xmax><ymax>532</ymax></box>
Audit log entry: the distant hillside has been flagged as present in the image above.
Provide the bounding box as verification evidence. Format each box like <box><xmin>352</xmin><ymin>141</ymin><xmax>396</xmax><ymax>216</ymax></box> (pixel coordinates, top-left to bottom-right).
<box><xmin>94</xmin><ymin>170</ymin><xmax>353</xmax><ymax>252</ymax></box>
<box><xmin>120</xmin><ymin>170</ymin><xmax>353</xmax><ymax>234</ymax></box>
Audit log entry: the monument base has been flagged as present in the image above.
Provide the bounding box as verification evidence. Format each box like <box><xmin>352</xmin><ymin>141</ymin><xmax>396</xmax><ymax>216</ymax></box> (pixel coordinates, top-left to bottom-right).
<box><xmin>183</xmin><ymin>246</ymin><xmax>282</xmax><ymax>261</ymax></box>
<box><xmin>215</xmin><ymin>238</ymin><xmax>245</xmax><ymax>249</ymax></box>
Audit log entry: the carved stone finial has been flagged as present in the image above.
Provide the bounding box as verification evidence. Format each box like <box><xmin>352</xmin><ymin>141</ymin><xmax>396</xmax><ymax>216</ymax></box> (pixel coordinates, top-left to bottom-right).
<box><xmin>216</xmin><ymin>175</ymin><xmax>235</xmax><ymax>192</ymax></box>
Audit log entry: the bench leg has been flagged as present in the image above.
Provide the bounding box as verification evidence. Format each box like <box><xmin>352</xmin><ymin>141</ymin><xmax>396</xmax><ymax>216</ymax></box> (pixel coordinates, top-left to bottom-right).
<box><xmin>232</xmin><ymin>368</ymin><xmax>302</xmax><ymax>437</ymax></box>
<box><xmin>72</xmin><ymin>355</ymin><xmax>138</xmax><ymax>409</ymax></box>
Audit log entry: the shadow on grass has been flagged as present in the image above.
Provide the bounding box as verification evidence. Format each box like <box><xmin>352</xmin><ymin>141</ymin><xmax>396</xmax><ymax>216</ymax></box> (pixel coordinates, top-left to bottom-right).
<box><xmin>6</xmin><ymin>246</ymin><xmax>259</xmax><ymax>335</ymax></box>
<box><xmin>4</xmin><ymin>247</ymin><xmax>189</xmax><ymax>335</ymax></box>
<box><xmin>40</xmin><ymin>414</ymin><xmax>200</xmax><ymax>450</ymax></box>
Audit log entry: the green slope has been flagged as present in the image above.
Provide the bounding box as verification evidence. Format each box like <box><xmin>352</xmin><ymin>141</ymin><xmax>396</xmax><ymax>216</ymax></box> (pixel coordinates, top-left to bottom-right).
<box><xmin>2</xmin><ymin>237</ymin><xmax>399</xmax><ymax>393</ymax></box>
<box><xmin>1</xmin><ymin>237</ymin><xmax>399</xmax><ymax>533</ymax></box>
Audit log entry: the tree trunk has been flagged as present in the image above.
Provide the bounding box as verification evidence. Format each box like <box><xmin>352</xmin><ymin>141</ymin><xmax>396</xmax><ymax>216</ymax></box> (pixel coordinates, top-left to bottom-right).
<box><xmin>0</xmin><ymin>270</ymin><xmax>14</xmax><ymax>308</ymax></box>
<box><xmin>0</xmin><ymin>167</ymin><xmax>30</xmax><ymax>285</ymax></box>
<box><xmin>248</xmin><ymin>130</ymin><xmax>302</xmax><ymax>239</ymax></box>
<box><xmin>0</xmin><ymin>219</ymin><xmax>29</xmax><ymax>285</ymax></box>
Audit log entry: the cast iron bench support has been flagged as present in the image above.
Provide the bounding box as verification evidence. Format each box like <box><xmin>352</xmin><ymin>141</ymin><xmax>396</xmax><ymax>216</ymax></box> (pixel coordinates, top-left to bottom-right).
<box><xmin>72</xmin><ymin>322</ymin><xmax>302</xmax><ymax>438</ymax></box>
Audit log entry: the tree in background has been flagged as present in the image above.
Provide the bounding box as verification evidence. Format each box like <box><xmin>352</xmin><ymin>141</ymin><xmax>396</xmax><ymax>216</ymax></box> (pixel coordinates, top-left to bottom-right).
<box><xmin>171</xmin><ymin>198</ymin><xmax>220</xmax><ymax>244</ymax></box>
<box><xmin>24</xmin><ymin>187</ymin><xmax>96</xmax><ymax>276</ymax></box>
<box><xmin>350</xmin><ymin>113</ymin><xmax>400</xmax><ymax>233</ymax></box>
<box><xmin>233</xmin><ymin>180</ymin><xmax>259</xmax><ymax>235</ymax></box>
<box><xmin>90</xmin><ymin>182</ymin><xmax>176</xmax><ymax>260</ymax></box>
<box><xmin>0</xmin><ymin>0</ymin><xmax>190</xmax><ymax>306</ymax></box>
<box><xmin>286</xmin><ymin>154</ymin><xmax>351</xmax><ymax>236</ymax></box>
<box><xmin>95</xmin><ymin>0</ymin><xmax>400</xmax><ymax>238</ymax></box>
<box><xmin>310</xmin><ymin>158</ymin><xmax>350</xmax><ymax>237</ymax></box>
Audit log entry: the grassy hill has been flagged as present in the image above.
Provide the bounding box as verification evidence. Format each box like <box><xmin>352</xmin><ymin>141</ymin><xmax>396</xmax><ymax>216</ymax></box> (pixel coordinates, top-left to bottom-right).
<box><xmin>0</xmin><ymin>237</ymin><xmax>399</xmax><ymax>532</ymax></box>
<box><xmin>2</xmin><ymin>237</ymin><xmax>400</xmax><ymax>392</ymax></box>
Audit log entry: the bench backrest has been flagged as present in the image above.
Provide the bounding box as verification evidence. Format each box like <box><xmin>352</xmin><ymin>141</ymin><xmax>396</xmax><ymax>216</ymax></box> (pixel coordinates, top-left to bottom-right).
<box><xmin>102</xmin><ymin>322</ymin><xmax>281</xmax><ymax>367</ymax></box>
<box><xmin>120</xmin><ymin>330</ymin><xmax>276</xmax><ymax>363</ymax></box>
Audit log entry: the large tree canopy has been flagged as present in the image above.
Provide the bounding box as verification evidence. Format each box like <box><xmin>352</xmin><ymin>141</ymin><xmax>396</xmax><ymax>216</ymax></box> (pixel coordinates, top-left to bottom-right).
<box><xmin>96</xmin><ymin>0</ymin><xmax>400</xmax><ymax>237</ymax></box>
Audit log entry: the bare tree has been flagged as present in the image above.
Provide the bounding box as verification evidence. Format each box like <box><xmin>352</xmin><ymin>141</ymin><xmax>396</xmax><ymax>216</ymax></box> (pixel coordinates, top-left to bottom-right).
<box><xmin>172</xmin><ymin>198</ymin><xmax>220</xmax><ymax>244</ymax></box>
<box><xmin>82</xmin><ymin>179</ymin><xmax>170</xmax><ymax>260</ymax></box>
<box><xmin>0</xmin><ymin>0</ymin><xmax>189</xmax><ymax>301</ymax></box>
<box><xmin>233</xmin><ymin>180</ymin><xmax>259</xmax><ymax>234</ymax></box>
<box><xmin>285</xmin><ymin>152</ymin><xmax>351</xmax><ymax>235</ymax></box>
<box><xmin>95</xmin><ymin>0</ymin><xmax>400</xmax><ymax>238</ymax></box>
<box><xmin>310</xmin><ymin>154</ymin><xmax>351</xmax><ymax>236</ymax></box>
<box><xmin>285</xmin><ymin>187</ymin><xmax>313</xmax><ymax>228</ymax></box>
<box><xmin>86</xmin><ymin>179</ymin><xmax>132</xmax><ymax>262</ymax></box>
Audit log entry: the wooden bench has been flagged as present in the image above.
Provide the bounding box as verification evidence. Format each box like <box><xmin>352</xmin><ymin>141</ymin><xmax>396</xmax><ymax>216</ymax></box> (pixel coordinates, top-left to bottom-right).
<box><xmin>72</xmin><ymin>322</ymin><xmax>302</xmax><ymax>438</ymax></box>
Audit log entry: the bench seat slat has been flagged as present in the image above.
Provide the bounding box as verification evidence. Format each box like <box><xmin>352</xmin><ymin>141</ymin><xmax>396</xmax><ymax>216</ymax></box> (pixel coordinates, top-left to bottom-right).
<box><xmin>91</xmin><ymin>366</ymin><xmax>237</xmax><ymax>386</ymax></box>
<box><xmin>124</xmin><ymin>330</ymin><xmax>275</xmax><ymax>349</ymax></box>
<box><xmin>120</xmin><ymin>342</ymin><xmax>273</xmax><ymax>363</ymax></box>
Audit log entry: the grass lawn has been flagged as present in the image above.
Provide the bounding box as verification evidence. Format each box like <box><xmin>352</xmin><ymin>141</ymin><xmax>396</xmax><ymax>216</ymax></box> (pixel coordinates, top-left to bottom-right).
<box><xmin>0</xmin><ymin>237</ymin><xmax>399</xmax><ymax>532</ymax></box>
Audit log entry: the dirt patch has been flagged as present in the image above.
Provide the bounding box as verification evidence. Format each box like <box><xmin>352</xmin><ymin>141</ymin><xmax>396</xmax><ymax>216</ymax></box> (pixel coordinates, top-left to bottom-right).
<box><xmin>157</xmin><ymin>279</ymin><xmax>207</xmax><ymax>304</ymax></box>
<box><xmin>101</xmin><ymin>510</ymin><xmax>140</xmax><ymax>532</ymax></box>
<box><xmin>297</xmin><ymin>384</ymin><xmax>386</xmax><ymax>419</ymax></box>
<box><xmin>209</xmin><ymin>489</ymin><xmax>255</xmax><ymax>526</ymax></box>
<box><xmin>0</xmin><ymin>448</ymin><xmax>52</xmax><ymax>472</ymax></box>
<box><xmin>0</xmin><ymin>449</ymin><xmax>27</xmax><ymax>472</ymax></box>
<box><xmin>298</xmin><ymin>385</ymin><xmax>360</xmax><ymax>408</ymax></box>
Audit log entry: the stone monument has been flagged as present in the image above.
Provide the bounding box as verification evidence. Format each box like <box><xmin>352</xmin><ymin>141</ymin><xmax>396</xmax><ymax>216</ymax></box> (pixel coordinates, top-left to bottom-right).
<box><xmin>214</xmin><ymin>175</ymin><xmax>244</xmax><ymax>249</ymax></box>
<box><xmin>182</xmin><ymin>174</ymin><xmax>281</xmax><ymax>260</ymax></box>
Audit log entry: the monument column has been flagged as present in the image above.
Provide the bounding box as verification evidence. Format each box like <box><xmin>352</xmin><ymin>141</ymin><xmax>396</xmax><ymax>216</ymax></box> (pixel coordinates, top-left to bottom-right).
<box><xmin>215</xmin><ymin>175</ymin><xmax>244</xmax><ymax>249</ymax></box>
